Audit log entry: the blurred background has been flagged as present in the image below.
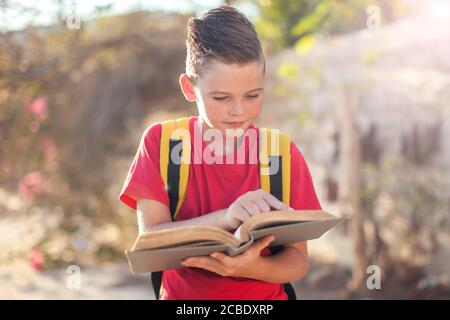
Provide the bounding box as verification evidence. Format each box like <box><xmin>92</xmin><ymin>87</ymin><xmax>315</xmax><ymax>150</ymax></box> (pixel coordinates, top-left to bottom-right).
<box><xmin>1</xmin><ymin>0</ymin><xmax>449</xmax><ymax>299</ymax></box>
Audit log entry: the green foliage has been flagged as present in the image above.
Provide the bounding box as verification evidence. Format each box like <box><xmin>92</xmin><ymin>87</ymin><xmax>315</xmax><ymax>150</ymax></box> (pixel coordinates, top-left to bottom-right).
<box><xmin>252</xmin><ymin>0</ymin><xmax>417</xmax><ymax>52</ymax></box>
<box><xmin>253</xmin><ymin>0</ymin><xmax>319</xmax><ymax>51</ymax></box>
<box><xmin>277</xmin><ymin>61</ymin><xmax>300</xmax><ymax>80</ymax></box>
<box><xmin>291</xmin><ymin>1</ymin><xmax>330</xmax><ymax>38</ymax></box>
<box><xmin>0</xmin><ymin>10</ymin><xmax>189</xmax><ymax>265</ymax></box>
<box><xmin>294</xmin><ymin>34</ymin><xmax>316</xmax><ymax>54</ymax></box>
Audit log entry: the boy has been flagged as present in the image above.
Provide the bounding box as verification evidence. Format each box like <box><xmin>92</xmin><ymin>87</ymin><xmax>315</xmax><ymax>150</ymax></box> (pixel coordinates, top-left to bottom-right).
<box><xmin>119</xmin><ymin>6</ymin><xmax>322</xmax><ymax>300</ymax></box>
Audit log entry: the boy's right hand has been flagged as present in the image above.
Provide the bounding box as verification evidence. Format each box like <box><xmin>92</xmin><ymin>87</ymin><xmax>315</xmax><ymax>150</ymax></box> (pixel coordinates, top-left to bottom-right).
<box><xmin>223</xmin><ymin>189</ymin><xmax>293</xmax><ymax>230</ymax></box>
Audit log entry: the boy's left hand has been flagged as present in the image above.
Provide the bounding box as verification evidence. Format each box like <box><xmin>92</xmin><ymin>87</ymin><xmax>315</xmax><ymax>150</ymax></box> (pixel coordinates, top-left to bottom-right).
<box><xmin>180</xmin><ymin>235</ymin><xmax>275</xmax><ymax>279</ymax></box>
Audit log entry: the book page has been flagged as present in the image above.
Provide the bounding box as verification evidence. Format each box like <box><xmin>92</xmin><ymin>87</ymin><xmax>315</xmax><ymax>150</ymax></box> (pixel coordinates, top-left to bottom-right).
<box><xmin>234</xmin><ymin>210</ymin><xmax>337</xmax><ymax>242</ymax></box>
<box><xmin>132</xmin><ymin>225</ymin><xmax>241</xmax><ymax>251</ymax></box>
<box><xmin>233</xmin><ymin>224</ymin><xmax>245</xmax><ymax>242</ymax></box>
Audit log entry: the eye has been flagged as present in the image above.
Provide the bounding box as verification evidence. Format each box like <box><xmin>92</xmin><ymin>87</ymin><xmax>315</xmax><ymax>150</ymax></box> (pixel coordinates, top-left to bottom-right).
<box><xmin>246</xmin><ymin>95</ymin><xmax>259</xmax><ymax>99</ymax></box>
<box><xmin>213</xmin><ymin>96</ymin><xmax>228</xmax><ymax>101</ymax></box>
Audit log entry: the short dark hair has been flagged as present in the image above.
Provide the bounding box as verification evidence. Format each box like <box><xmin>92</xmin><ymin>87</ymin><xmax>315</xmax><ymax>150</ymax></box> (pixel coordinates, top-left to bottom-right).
<box><xmin>185</xmin><ymin>6</ymin><xmax>265</xmax><ymax>82</ymax></box>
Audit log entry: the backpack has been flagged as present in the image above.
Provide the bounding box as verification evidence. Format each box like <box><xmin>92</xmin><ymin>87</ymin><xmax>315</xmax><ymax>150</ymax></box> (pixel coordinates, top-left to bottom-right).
<box><xmin>152</xmin><ymin>117</ymin><xmax>296</xmax><ymax>300</ymax></box>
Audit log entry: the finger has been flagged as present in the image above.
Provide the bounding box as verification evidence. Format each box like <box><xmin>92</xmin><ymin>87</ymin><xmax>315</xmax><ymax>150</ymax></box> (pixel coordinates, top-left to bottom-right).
<box><xmin>235</xmin><ymin>203</ymin><xmax>251</xmax><ymax>222</ymax></box>
<box><xmin>241</xmin><ymin>199</ymin><xmax>260</xmax><ymax>216</ymax></box>
<box><xmin>252</xmin><ymin>235</ymin><xmax>275</xmax><ymax>251</ymax></box>
<box><xmin>263</xmin><ymin>193</ymin><xmax>290</xmax><ymax>211</ymax></box>
<box><xmin>182</xmin><ymin>256</ymin><xmax>214</xmax><ymax>265</ymax></box>
<box><xmin>263</xmin><ymin>197</ymin><xmax>286</xmax><ymax>210</ymax></box>
<box><xmin>182</xmin><ymin>257</ymin><xmax>220</xmax><ymax>269</ymax></box>
<box><xmin>251</xmin><ymin>198</ymin><xmax>271</xmax><ymax>213</ymax></box>
<box><xmin>209</xmin><ymin>252</ymin><xmax>233</xmax><ymax>265</ymax></box>
<box><xmin>182</xmin><ymin>257</ymin><xmax>228</xmax><ymax>276</ymax></box>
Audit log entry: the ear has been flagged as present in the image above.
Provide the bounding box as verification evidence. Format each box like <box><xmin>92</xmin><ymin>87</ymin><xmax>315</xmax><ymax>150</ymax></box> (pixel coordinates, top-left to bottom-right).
<box><xmin>179</xmin><ymin>74</ymin><xmax>197</xmax><ymax>102</ymax></box>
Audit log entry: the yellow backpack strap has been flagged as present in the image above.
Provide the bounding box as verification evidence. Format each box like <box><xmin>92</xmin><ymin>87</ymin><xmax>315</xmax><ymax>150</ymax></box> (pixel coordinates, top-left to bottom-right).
<box><xmin>159</xmin><ymin>117</ymin><xmax>191</xmax><ymax>221</ymax></box>
<box><xmin>259</xmin><ymin>128</ymin><xmax>291</xmax><ymax>206</ymax></box>
<box><xmin>259</xmin><ymin>128</ymin><xmax>296</xmax><ymax>300</ymax></box>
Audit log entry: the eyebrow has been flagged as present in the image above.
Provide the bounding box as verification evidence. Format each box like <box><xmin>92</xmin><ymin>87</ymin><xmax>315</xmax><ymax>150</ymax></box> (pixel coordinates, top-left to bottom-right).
<box><xmin>208</xmin><ymin>87</ymin><xmax>264</xmax><ymax>95</ymax></box>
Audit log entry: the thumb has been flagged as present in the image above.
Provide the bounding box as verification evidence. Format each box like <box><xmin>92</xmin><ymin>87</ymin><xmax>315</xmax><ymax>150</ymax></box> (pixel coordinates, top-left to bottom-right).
<box><xmin>254</xmin><ymin>235</ymin><xmax>275</xmax><ymax>251</ymax></box>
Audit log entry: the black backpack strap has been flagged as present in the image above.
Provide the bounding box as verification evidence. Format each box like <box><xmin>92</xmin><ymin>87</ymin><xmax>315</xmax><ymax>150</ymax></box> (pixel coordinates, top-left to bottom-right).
<box><xmin>264</xmin><ymin>132</ymin><xmax>297</xmax><ymax>300</ymax></box>
<box><xmin>160</xmin><ymin>117</ymin><xmax>191</xmax><ymax>221</ymax></box>
<box><xmin>152</xmin><ymin>138</ymin><xmax>183</xmax><ymax>299</ymax></box>
<box><xmin>283</xmin><ymin>283</ymin><xmax>297</xmax><ymax>300</ymax></box>
<box><xmin>268</xmin><ymin>155</ymin><xmax>283</xmax><ymax>201</ymax></box>
<box><xmin>167</xmin><ymin>138</ymin><xmax>182</xmax><ymax>219</ymax></box>
<box><xmin>151</xmin><ymin>139</ymin><xmax>182</xmax><ymax>299</ymax></box>
<box><xmin>151</xmin><ymin>271</ymin><xmax>163</xmax><ymax>300</ymax></box>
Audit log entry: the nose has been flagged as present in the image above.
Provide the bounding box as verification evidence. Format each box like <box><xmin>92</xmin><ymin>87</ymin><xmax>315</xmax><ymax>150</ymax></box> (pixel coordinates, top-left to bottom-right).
<box><xmin>228</xmin><ymin>103</ymin><xmax>244</xmax><ymax>116</ymax></box>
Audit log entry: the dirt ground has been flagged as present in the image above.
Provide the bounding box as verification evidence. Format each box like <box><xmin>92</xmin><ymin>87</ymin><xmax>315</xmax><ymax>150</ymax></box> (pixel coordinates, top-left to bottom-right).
<box><xmin>0</xmin><ymin>261</ymin><xmax>154</xmax><ymax>300</ymax></box>
<box><xmin>0</xmin><ymin>260</ymin><xmax>348</xmax><ymax>300</ymax></box>
<box><xmin>2</xmin><ymin>259</ymin><xmax>449</xmax><ymax>300</ymax></box>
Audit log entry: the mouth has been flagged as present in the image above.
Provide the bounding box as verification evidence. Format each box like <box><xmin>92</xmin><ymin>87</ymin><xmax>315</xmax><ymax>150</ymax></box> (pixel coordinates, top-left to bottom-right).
<box><xmin>224</xmin><ymin>120</ymin><xmax>246</xmax><ymax>128</ymax></box>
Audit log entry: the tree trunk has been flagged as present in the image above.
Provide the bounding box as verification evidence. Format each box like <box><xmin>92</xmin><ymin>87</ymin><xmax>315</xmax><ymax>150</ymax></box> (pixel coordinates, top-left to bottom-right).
<box><xmin>336</xmin><ymin>86</ymin><xmax>368</xmax><ymax>291</ymax></box>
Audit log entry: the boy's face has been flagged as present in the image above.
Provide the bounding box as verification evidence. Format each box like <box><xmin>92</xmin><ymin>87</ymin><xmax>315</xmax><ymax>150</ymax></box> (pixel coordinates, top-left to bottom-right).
<box><xmin>180</xmin><ymin>60</ymin><xmax>264</xmax><ymax>137</ymax></box>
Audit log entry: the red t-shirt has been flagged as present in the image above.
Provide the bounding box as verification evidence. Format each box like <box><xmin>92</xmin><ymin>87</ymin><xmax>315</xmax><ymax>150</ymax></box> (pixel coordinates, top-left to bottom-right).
<box><xmin>119</xmin><ymin>116</ymin><xmax>322</xmax><ymax>300</ymax></box>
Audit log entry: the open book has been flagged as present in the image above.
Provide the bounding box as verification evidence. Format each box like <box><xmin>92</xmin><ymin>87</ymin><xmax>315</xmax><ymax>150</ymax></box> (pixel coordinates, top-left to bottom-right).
<box><xmin>125</xmin><ymin>210</ymin><xmax>347</xmax><ymax>274</ymax></box>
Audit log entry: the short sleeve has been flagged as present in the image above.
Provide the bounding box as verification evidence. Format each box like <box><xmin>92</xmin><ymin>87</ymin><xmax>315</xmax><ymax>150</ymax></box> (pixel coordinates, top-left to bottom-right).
<box><xmin>118</xmin><ymin>123</ymin><xmax>170</xmax><ymax>212</ymax></box>
<box><xmin>290</xmin><ymin>142</ymin><xmax>322</xmax><ymax>211</ymax></box>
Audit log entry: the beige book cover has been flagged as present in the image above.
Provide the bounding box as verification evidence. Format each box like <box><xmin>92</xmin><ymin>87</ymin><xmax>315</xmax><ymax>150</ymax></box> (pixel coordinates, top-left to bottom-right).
<box><xmin>125</xmin><ymin>210</ymin><xmax>348</xmax><ymax>274</ymax></box>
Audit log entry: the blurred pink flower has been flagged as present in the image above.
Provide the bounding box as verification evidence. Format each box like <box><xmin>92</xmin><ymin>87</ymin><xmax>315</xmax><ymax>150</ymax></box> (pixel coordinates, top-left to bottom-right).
<box><xmin>18</xmin><ymin>171</ymin><xmax>49</xmax><ymax>198</ymax></box>
<box><xmin>29</xmin><ymin>247</ymin><xmax>45</xmax><ymax>271</ymax></box>
<box><xmin>29</xmin><ymin>121</ymin><xmax>40</xmax><ymax>133</ymax></box>
<box><xmin>41</xmin><ymin>137</ymin><xmax>57</xmax><ymax>156</ymax></box>
<box><xmin>27</xmin><ymin>97</ymin><xmax>48</xmax><ymax>120</ymax></box>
